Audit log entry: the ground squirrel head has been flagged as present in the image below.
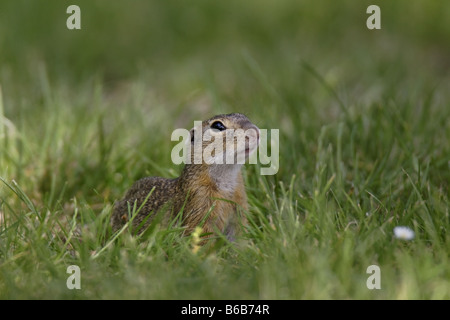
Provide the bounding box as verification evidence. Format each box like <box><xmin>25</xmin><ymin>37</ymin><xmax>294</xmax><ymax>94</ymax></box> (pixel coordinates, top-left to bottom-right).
<box><xmin>180</xmin><ymin>113</ymin><xmax>260</xmax><ymax>193</ymax></box>
<box><xmin>188</xmin><ymin>113</ymin><xmax>260</xmax><ymax>166</ymax></box>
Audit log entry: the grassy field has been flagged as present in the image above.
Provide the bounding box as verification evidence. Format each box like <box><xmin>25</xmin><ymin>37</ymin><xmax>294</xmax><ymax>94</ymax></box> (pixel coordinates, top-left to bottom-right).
<box><xmin>0</xmin><ymin>0</ymin><xmax>449</xmax><ymax>299</ymax></box>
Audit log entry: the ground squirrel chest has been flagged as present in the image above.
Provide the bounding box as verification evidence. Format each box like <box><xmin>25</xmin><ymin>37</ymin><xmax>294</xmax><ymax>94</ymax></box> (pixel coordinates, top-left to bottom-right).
<box><xmin>111</xmin><ymin>113</ymin><xmax>260</xmax><ymax>240</ymax></box>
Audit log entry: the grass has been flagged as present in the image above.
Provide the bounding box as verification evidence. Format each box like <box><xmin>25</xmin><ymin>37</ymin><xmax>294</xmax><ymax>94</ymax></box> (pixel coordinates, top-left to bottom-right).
<box><xmin>0</xmin><ymin>0</ymin><xmax>449</xmax><ymax>299</ymax></box>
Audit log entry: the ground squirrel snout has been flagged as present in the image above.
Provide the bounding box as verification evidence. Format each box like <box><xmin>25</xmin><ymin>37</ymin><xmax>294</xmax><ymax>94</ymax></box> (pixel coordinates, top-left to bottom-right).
<box><xmin>111</xmin><ymin>113</ymin><xmax>260</xmax><ymax>240</ymax></box>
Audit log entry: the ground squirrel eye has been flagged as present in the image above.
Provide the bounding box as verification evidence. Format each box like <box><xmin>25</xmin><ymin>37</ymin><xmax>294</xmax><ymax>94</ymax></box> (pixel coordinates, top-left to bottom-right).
<box><xmin>211</xmin><ymin>121</ymin><xmax>226</xmax><ymax>131</ymax></box>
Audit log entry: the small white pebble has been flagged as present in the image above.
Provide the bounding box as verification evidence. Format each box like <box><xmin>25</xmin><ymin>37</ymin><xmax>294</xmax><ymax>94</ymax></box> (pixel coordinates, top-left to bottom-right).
<box><xmin>393</xmin><ymin>226</ymin><xmax>415</xmax><ymax>240</ymax></box>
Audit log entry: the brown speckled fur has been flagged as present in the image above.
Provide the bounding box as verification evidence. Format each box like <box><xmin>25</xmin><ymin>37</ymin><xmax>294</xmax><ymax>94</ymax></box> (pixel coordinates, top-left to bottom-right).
<box><xmin>111</xmin><ymin>113</ymin><xmax>259</xmax><ymax>240</ymax></box>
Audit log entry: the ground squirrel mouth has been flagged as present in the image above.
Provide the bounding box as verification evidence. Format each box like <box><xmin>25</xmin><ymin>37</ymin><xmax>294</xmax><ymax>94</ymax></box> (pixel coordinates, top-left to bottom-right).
<box><xmin>244</xmin><ymin>142</ymin><xmax>258</xmax><ymax>157</ymax></box>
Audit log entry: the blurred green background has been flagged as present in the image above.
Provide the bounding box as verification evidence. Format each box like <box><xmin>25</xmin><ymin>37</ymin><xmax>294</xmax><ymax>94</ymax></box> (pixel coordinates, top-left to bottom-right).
<box><xmin>1</xmin><ymin>0</ymin><xmax>448</xmax><ymax>200</ymax></box>
<box><xmin>2</xmin><ymin>0</ymin><xmax>449</xmax><ymax>96</ymax></box>
<box><xmin>1</xmin><ymin>0</ymin><xmax>449</xmax><ymax>189</ymax></box>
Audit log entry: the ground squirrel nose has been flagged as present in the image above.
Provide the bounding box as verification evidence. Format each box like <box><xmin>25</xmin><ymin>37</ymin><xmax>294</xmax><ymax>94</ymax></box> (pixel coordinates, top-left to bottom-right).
<box><xmin>255</xmin><ymin>126</ymin><xmax>260</xmax><ymax>142</ymax></box>
<box><xmin>245</xmin><ymin>123</ymin><xmax>260</xmax><ymax>143</ymax></box>
<box><xmin>243</xmin><ymin>123</ymin><xmax>260</xmax><ymax>155</ymax></box>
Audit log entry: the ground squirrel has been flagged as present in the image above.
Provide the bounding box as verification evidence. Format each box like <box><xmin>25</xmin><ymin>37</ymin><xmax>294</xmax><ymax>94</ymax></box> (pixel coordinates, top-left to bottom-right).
<box><xmin>111</xmin><ymin>113</ymin><xmax>260</xmax><ymax>240</ymax></box>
